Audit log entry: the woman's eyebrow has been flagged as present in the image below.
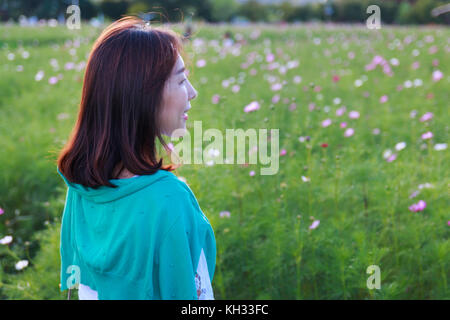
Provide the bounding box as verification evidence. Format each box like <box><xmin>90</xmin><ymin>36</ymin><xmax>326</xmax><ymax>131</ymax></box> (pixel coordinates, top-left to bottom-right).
<box><xmin>175</xmin><ymin>67</ymin><xmax>185</xmax><ymax>75</ymax></box>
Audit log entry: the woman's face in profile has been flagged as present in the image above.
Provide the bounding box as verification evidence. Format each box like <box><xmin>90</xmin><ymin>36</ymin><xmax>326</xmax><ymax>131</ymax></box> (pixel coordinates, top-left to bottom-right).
<box><xmin>160</xmin><ymin>54</ymin><xmax>197</xmax><ymax>138</ymax></box>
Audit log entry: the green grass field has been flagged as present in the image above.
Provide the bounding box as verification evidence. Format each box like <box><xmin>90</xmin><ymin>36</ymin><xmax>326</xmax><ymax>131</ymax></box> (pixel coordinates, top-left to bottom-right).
<box><xmin>0</xmin><ymin>22</ymin><xmax>448</xmax><ymax>299</ymax></box>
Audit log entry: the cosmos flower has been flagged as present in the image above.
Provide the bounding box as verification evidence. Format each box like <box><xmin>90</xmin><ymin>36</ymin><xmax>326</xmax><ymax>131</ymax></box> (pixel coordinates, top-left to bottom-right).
<box><xmin>0</xmin><ymin>235</ymin><xmax>13</xmax><ymax>245</ymax></box>
<box><xmin>15</xmin><ymin>260</ymin><xmax>29</xmax><ymax>271</ymax></box>
<box><xmin>301</xmin><ymin>176</ymin><xmax>310</xmax><ymax>182</ymax></box>
<box><xmin>408</xmin><ymin>200</ymin><xmax>426</xmax><ymax>213</ymax></box>
<box><xmin>231</xmin><ymin>84</ymin><xmax>240</xmax><ymax>93</ymax></box>
<box><xmin>344</xmin><ymin>128</ymin><xmax>354</xmax><ymax>137</ymax></box>
<box><xmin>280</xmin><ymin>149</ymin><xmax>287</xmax><ymax>156</ymax></box>
<box><xmin>166</xmin><ymin>143</ymin><xmax>174</xmax><ymax>151</ymax></box>
<box><xmin>293</xmin><ymin>75</ymin><xmax>302</xmax><ymax>84</ymax></box>
<box><xmin>220</xmin><ymin>211</ymin><xmax>231</xmax><ymax>218</ymax></box>
<box><xmin>321</xmin><ymin>119</ymin><xmax>332</xmax><ymax>127</ymax></box>
<box><xmin>395</xmin><ymin>142</ymin><xmax>406</xmax><ymax>151</ymax></box>
<box><xmin>211</xmin><ymin>94</ymin><xmax>220</xmax><ymax>104</ymax></box>
<box><xmin>249</xmin><ymin>170</ymin><xmax>255</xmax><ymax>176</ymax></box>
<box><xmin>309</xmin><ymin>220</ymin><xmax>320</xmax><ymax>230</ymax></box>
<box><xmin>348</xmin><ymin>111</ymin><xmax>360</xmax><ymax>119</ymax></box>
<box><xmin>379</xmin><ymin>95</ymin><xmax>388</xmax><ymax>103</ymax></box>
<box><xmin>0</xmin><ymin>207</ymin><xmax>4</xmax><ymax>215</ymax></box>
<box><xmin>386</xmin><ymin>154</ymin><xmax>397</xmax><ymax>162</ymax></box>
<box><xmin>266</xmin><ymin>53</ymin><xmax>274</xmax><ymax>63</ymax></box>
<box><xmin>419</xmin><ymin>112</ymin><xmax>433</xmax><ymax>122</ymax></box>
<box><xmin>244</xmin><ymin>101</ymin><xmax>260</xmax><ymax>113</ymax></box>
<box><xmin>35</xmin><ymin>70</ymin><xmax>44</xmax><ymax>81</ymax></box>
<box><xmin>432</xmin><ymin>70</ymin><xmax>443</xmax><ymax>82</ymax></box>
<box><xmin>196</xmin><ymin>59</ymin><xmax>206</xmax><ymax>68</ymax></box>
<box><xmin>272</xmin><ymin>94</ymin><xmax>280</xmax><ymax>104</ymax></box>
<box><xmin>421</xmin><ymin>131</ymin><xmax>433</xmax><ymax>140</ymax></box>
<box><xmin>271</xmin><ymin>83</ymin><xmax>282</xmax><ymax>91</ymax></box>
<box><xmin>434</xmin><ymin>143</ymin><xmax>447</xmax><ymax>151</ymax></box>
<box><xmin>383</xmin><ymin>149</ymin><xmax>393</xmax><ymax>159</ymax></box>
<box><xmin>48</xmin><ymin>76</ymin><xmax>58</xmax><ymax>85</ymax></box>
<box><xmin>336</xmin><ymin>106</ymin><xmax>346</xmax><ymax>116</ymax></box>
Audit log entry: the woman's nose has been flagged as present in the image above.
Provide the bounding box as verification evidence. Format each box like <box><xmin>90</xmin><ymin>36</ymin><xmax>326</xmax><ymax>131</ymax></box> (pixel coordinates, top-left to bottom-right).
<box><xmin>189</xmin><ymin>83</ymin><xmax>198</xmax><ymax>101</ymax></box>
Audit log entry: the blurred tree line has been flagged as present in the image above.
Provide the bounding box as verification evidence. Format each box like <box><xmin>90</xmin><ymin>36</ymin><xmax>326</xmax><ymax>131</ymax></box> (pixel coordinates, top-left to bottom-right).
<box><xmin>0</xmin><ymin>0</ymin><xmax>448</xmax><ymax>25</ymax></box>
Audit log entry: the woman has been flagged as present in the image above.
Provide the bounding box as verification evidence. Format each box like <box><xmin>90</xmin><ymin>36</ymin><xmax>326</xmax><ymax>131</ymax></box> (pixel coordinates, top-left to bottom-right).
<box><xmin>56</xmin><ymin>16</ymin><xmax>216</xmax><ymax>300</ymax></box>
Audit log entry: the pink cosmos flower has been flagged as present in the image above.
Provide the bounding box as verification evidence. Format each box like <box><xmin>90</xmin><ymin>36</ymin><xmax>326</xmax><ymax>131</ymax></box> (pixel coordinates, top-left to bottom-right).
<box><xmin>386</xmin><ymin>154</ymin><xmax>397</xmax><ymax>162</ymax></box>
<box><xmin>348</xmin><ymin>111</ymin><xmax>360</xmax><ymax>119</ymax></box>
<box><xmin>321</xmin><ymin>119</ymin><xmax>332</xmax><ymax>127</ymax></box>
<box><xmin>309</xmin><ymin>220</ymin><xmax>320</xmax><ymax>230</ymax></box>
<box><xmin>266</xmin><ymin>53</ymin><xmax>274</xmax><ymax>63</ymax></box>
<box><xmin>421</xmin><ymin>131</ymin><xmax>433</xmax><ymax>140</ymax></box>
<box><xmin>280</xmin><ymin>149</ymin><xmax>287</xmax><ymax>156</ymax></box>
<box><xmin>332</xmin><ymin>75</ymin><xmax>340</xmax><ymax>83</ymax></box>
<box><xmin>409</xmin><ymin>190</ymin><xmax>419</xmax><ymax>199</ymax></box>
<box><xmin>231</xmin><ymin>85</ymin><xmax>240</xmax><ymax>93</ymax></box>
<box><xmin>380</xmin><ymin>95</ymin><xmax>388</xmax><ymax>103</ymax></box>
<box><xmin>408</xmin><ymin>200</ymin><xmax>426</xmax><ymax>212</ymax></box>
<box><xmin>196</xmin><ymin>59</ymin><xmax>206</xmax><ymax>68</ymax></box>
<box><xmin>249</xmin><ymin>170</ymin><xmax>255</xmax><ymax>176</ymax></box>
<box><xmin>211</xmin><ymin>94</ymin><xmax>220</xmax><ymax>104</ymax></box>
<box><xmin>336</xmin><ymin>106</ymin><xmax>346</xmax><ymax>116</ymax></box>
<box><xmin>272</xmin><ymin>94</ymin><xmax>280</xmax><ymax>104</ymax></box>
<box><xmin>166</xmin><ymin>143</ymin><xmax>174</xmax><ymax>151</ymax></box>
<box><xmin>293</xmin><ymin>75</ymin><xmax>302</xmax><ymax>84</ymax></box>
<box><xmin>244</xmin><ymin>101</ymin><xmax>260</xmax><ymax>113</ymax></box>
<box><xmin>48</xmin><ymin>76</ymin><xmax>58</xmax><ymax>85</ymax></box>
<box><xmin>0</xmin><ymin>207</ymin><xmax>4</xmax><ymax>215</ymax></box>
<box><xmin>419</xmin><ymin>112</ymin><xmax>433</xmax><ymax>122</ymax></box>
<box><xmin>220</xmin><ymin>211</ymin><xmax>231</xmax><ymax>218</ymax></box>
<box><xmin>432</xmin><ymin>70</ymin><xmax>443</xmax><ymax>82</ymax></box>
<box><xmin>340</xmin><ymin>122</ymin><xmax>347</xmax><ymax>128</ymax></box>
<box><xmin>271</xmin><ymin>83</ymin><xmax>282</xmax><ymax>91</ymax></box>
<box><xmin>64</xmin><ymin>62</ymin><xmax>75</xmax><ymax>70</ymax></box>
<box><xmin>344</xmin><ymin>128</ymin><xmax>354</xmax><ymax>137</ymax></box>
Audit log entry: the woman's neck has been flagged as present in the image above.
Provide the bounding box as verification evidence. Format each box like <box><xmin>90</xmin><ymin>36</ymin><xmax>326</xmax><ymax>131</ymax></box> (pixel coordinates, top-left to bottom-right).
<box><xmin>113</xmin><ymin>163</ymin><xmax>135</xmax><ymax>179</ymax></box>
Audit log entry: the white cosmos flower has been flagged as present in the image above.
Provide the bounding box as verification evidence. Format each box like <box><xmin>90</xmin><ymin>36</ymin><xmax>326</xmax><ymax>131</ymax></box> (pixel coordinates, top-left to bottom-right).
<box><xmin>395</xmin><ymin>142</ymin><xmax>407</xmax><ymax>151</ymax></box>
<box><xmin>15</xmin><ymin>260</ymin><xmax>29</xmax><ymax>271</ymax></box>
<box><xmin>383</xmin><ymin>149</ymin><xmax>392</xmax><ymax>159</ymax></box>
<box><xmin>434</xmin><ymin>143</ymin><xmax>447</xmax><ymax>151</ymax></box>
<box><xmin>0</xmin><ymin>235</ymin><xmax>13</xmax><ymax>245</ymax></box>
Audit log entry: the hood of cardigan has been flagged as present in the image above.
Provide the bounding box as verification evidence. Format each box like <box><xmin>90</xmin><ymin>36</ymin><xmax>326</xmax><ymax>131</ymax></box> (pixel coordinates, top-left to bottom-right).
<box><xmin>56</xmin><ymin>166</ymin><xmax>172</xmax><ymax>204</ymax></box>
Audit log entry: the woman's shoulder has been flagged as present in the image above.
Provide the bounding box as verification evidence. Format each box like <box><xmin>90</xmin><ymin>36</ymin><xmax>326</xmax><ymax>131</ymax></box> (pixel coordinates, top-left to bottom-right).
<box><xmin>154</xmin><ymin>171</ymin><xmax>210</xmax><ymax>226</ymax></box>
<box><xmin>151</xmin><ymin>169</ymin><xmax>195</xmax><ymax>198</ymax></box>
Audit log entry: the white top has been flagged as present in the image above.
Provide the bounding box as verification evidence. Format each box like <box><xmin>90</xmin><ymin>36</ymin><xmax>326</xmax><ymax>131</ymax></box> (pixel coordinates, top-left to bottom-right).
<box><xmin>78</xmin><ymin>248</ymin><xmax>214</xmax><ymax>300</ymax></box>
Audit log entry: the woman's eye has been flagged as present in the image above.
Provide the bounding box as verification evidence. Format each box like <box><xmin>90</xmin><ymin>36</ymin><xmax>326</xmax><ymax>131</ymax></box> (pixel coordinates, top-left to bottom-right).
<box><xmin>180</xmin><ymin>78</ymin><xmax>187</xmax><ymax>85</ymax></box>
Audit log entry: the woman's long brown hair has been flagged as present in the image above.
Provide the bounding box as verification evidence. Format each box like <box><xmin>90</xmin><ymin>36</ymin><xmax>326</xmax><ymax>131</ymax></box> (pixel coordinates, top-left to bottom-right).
<box><xmin>57</xmin><ymin>16</ymin><xmax>184</xmax><ymax>189</ymax></box>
